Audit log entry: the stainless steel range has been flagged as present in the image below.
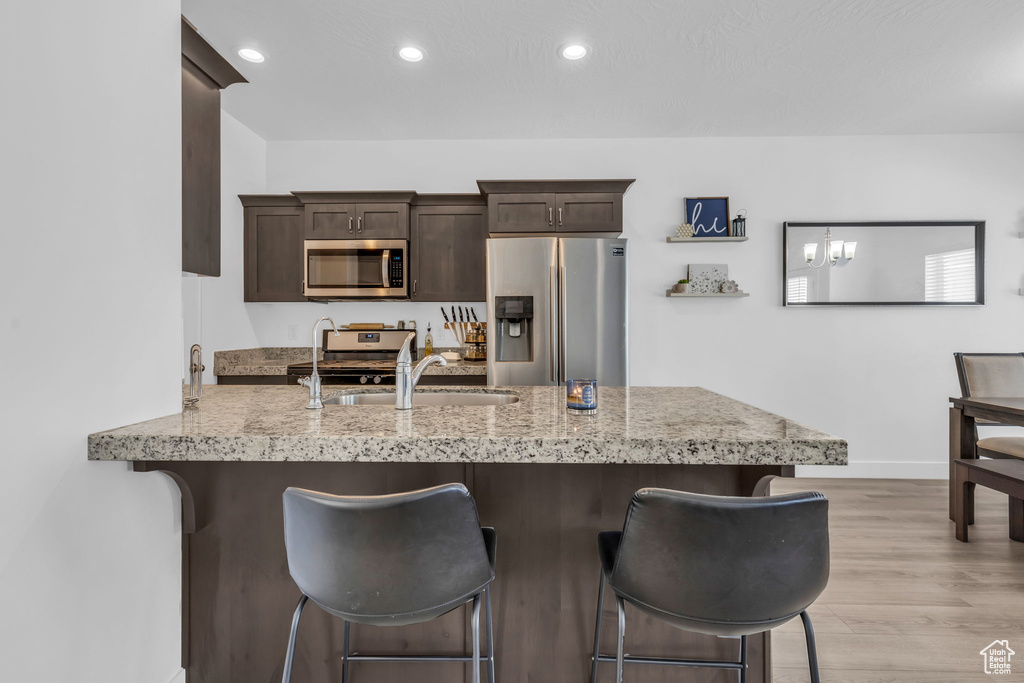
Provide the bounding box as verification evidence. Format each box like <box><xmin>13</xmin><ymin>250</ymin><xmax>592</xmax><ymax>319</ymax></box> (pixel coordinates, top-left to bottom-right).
<box><xmin>287</xmin><ymin>329</ymin><xmax>417</xmax><ymax>386</ymax></box>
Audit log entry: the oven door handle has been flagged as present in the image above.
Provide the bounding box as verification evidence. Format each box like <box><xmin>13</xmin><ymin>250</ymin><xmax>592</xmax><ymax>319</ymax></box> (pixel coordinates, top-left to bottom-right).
<box><xmin>381</xmin><ymin>250</ymin><xmax>390</xmax><ymax>288</ymax></box>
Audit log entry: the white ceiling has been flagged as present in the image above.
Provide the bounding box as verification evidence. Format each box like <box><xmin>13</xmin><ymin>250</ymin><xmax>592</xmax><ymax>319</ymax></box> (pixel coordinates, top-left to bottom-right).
<box><xmin>182</xmin><ymin>0</ymin><xmax>1024</xmax><ymax>141</ymax></box>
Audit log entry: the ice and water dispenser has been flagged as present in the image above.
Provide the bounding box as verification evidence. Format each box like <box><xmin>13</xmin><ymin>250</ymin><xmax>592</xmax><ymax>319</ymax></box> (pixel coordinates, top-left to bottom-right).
<box><xmin>493</xmin><ymin>296</ymin><xmax>533</xmax><ymax>362</ymax></box>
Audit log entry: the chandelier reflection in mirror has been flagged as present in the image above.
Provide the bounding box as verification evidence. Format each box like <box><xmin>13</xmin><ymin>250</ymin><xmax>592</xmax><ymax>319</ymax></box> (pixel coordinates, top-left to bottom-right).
<box><xmin>803</xmin><ymin>228</ymin><xmax>857</xmax><ymax>268</ymax></box>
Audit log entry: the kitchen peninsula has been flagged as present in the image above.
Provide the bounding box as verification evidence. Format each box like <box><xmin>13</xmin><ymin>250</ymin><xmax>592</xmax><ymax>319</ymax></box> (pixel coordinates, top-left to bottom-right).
<box><xmin>89</xmin><ymin>385</ymin><xmax>846</xmax><ymax>682</ymax></box>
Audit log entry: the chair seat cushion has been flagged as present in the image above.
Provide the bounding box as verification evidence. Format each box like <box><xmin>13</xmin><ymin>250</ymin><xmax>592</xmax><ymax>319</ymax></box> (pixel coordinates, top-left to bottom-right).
<box><xmin>978</xmin><ymin>437</ymin><xmax>1024</xmax><ymax>459</ymax></box>
<box><xmin>618</xmin><ymin>595</ymin><xmax>803</xmax><ymax>637</ymax></box>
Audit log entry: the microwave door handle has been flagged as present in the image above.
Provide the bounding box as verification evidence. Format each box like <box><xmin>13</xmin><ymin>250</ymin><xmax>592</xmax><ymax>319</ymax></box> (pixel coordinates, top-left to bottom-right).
<box><xmin>381</xmin><ymin>250</ymin><xmax>390</xmax><ymax>288</ymax></box>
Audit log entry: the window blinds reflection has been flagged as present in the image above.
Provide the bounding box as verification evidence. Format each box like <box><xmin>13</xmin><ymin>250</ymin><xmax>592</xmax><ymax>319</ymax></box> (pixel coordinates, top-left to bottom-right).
<box><xmin>924</xmin><ymin>248</ymin><xmax>975</xmax><ymax>302</ymax></box>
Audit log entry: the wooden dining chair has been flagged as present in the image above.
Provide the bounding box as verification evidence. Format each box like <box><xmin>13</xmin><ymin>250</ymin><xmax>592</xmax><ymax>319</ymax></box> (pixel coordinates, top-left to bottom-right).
<box><xmin>954</xmin><ymin>353</ymin><xmax>1024</xmax><ymax>462</ymax></box>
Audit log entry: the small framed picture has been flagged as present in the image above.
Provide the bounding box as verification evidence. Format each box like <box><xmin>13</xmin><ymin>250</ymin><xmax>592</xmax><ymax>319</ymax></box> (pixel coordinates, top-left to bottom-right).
<box><xmin>685</xmin><ymin>197</ymin><xmax>730</xmax><ymax>237</ymax></box>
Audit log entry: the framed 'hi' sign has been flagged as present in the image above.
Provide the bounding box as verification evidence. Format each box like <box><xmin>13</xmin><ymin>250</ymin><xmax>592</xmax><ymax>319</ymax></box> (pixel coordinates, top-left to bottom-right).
<box><xmin>685</xmin><ymin>197</ymin><xmax>730</xmax><ymax>237</ymax></box>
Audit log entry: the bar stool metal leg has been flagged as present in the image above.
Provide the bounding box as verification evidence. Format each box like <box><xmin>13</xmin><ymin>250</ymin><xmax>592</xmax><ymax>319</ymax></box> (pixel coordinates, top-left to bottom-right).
<box><xmin>471</xmin><ymin>593</ymin><xmax>482</xmax><ymax>683</ymax></box>
<box><xmin>799</xmin><ymin>610</ymin><xmax>821</xmax><ymax>683</ymax></box>
<box><xmin>341</xmin><ymin>620</ymin><xmax>351</xmax><ymax>683</ymax></box>
<box><xmin>485</xmin><ymin>587</ymin><xmax>496</xmax><ymax>683</ymax></box>
<box><xmin>615</xmin><ymin>596</ymin><xmax>626</xmax><ymax>683</ymax></box>
<box><xmin>590</xmin><ymin>575</ymin><xmax>606</xmax><ymax>683</ymax></box>
<box><xmin>281</xmin><ymin>594</ymin><xmax>308</xmax><ymax>683</ymax></box>
<box><xmin>739</xmin><ymin>634</ymin><xmax>747</xmax><ymax>683</ymax></box>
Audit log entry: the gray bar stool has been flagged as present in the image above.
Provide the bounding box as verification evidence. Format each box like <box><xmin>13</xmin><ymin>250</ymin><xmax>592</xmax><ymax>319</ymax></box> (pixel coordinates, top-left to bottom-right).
<box><xmin>590</xmin><ymin>487</ymin><xmax>829</xmax><ymax>683</ymax></box>
<box><xmin>281</xmin><ymin>483</ymin><xmax>496</xmax><ymax>683</ymax></box>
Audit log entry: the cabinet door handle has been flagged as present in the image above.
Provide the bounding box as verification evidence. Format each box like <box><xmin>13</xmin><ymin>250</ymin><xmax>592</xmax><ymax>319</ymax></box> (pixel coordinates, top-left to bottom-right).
<box><xmin>548</xmin><ymin>207</ymin><xmax>553</xmax><ymax>226</ymax></box>
<box><xmin>357</xmin><ymin>217</ymin><xmax>363</xmax><ymax>233</ymax></box>
<box><xmin>413</xmin><ymin>280</ymin><xmax>417</xmax><ymax>296</ymax></box>
<box><xmin>558</xmin><ymin>207</ymin><xmax>563</xmax><ymax>226</ymax></box>
<box><xmin>348</xmin><ymin>217</ymin><xmax>353</xmax><ymax>234</ymax></box>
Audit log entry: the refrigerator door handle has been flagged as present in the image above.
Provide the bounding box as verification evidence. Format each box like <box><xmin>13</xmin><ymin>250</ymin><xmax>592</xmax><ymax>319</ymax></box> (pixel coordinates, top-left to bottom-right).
<box><xmin>559</xmin><ymin>265</ymin><xmax>566</xmax><ymax>383</ymax></box>
<box><xmin>549</xmin><ymin>265</ymin><xmax>557</xmax><ymax>382</ymax></box>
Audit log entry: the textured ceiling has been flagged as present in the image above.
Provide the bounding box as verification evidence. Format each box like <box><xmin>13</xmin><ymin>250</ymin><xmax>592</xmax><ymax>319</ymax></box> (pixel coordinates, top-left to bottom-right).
<box><xmin>182</xmin><ymin>0</ymin><xmax>1024</xmax><ymax>140</ymax></box>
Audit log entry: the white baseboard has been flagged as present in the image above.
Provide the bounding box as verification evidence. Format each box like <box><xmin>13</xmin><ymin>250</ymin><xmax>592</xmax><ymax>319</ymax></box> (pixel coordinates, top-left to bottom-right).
<box><xmin>795</xmin><ymin>461</ymin><xmax>948</xmax><ymax>479</ymax></box>
<box><xmin>167</xmin><ymin>668</ymin><xmax>185</xmax><ymax>683</ymax></box>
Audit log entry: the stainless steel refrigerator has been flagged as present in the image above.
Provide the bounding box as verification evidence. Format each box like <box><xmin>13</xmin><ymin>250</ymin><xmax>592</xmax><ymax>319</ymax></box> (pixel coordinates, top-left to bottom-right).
<box><xmin>486</xmin><ymin>237</ymin><xmax>628</xmax><ymax>386</ymax></box>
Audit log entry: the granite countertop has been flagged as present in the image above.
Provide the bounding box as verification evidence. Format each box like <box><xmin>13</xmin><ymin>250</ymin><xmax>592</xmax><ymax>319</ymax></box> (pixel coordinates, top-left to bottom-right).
<box><xmin>213</xmin><ymin>347</ymin><xmax>486</xmax><ymax>377</ymax></box>
<box><xmin>88</xmin><ymin>385</ymin><xmax>847</xmax><ymax>466</ymax></box>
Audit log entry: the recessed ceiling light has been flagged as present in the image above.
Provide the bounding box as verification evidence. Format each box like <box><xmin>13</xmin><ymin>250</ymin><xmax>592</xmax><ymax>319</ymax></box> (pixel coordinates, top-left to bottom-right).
<box><xmin>237</xmin><ymin>48</ymin><xmax>265</xmax><ymax>63</ymax></box>
<box><xmin>560</xmin><ymin>43</ymin><xmax>589</xmax><ymax>60</ymax></box>
<box><xmin>398</xmin><ymin>46</ymin><xmax>425</xmax><ymax>62</ymax></box>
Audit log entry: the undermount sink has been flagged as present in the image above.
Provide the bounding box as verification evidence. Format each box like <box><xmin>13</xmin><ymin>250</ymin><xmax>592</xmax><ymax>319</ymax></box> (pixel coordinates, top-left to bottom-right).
<box><xmin>323</xmin><ymin>391</ymin><xmax>520</xmax><ymax>407</ymax></box>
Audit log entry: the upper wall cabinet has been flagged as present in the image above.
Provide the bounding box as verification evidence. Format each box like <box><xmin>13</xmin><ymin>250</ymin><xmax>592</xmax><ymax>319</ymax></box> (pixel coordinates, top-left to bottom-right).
<box><xmin>181</xmin><ymin>17</ymin><xmax>246</xmax><ymax>276</ymax></box>
<box><xmin>238</xmin><ymin>180</ymin><xmax>633</xmax><ymax>302</ymax></box>
<box><xmin>241</xmin><ymin>196</ymin><xmax>305</xmax><ymax>302</ymax></box>
<box><xmin>486</xmin><ymin>193</ymin><xmax>555</xmax><ymax>233</ymax></box>
<box><xmin>478</xmin><ymin>180</ymin><xmax>634</xmax><ymax>235</ymax></box>
<box><xmin>411</xmin><ymin>195</ymin><xmax>488</xmax><ymax>302</ymax></box>
<box><xmin>293</xmin><ymin>192</ymin><xmax>416</xmax><ymax>240</ymax></box>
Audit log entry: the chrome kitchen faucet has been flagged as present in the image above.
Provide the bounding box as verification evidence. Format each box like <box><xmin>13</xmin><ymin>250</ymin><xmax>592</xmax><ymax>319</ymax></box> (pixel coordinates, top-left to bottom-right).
<box><xmin>395</xmin><ymin>332</ymin><xmax>446</xmax><ymax>409</ymax></box>
<box><xmin>298</xmin><ymin>317</ymin><xmax>340</xmax><ymax>409</ymax></box>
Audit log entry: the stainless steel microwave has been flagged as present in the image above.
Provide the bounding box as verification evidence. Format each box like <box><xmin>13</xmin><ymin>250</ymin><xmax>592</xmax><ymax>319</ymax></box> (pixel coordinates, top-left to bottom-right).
<box><xmin>303</xmin><ymin>239</ymin><xmax>407</xmax><ymax>299</ymax></box>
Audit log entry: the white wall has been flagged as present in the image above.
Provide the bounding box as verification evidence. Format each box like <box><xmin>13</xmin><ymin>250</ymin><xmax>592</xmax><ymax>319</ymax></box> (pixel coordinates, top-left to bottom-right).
<box><xmin>0</xmin><ymin>2</ymin><xmax>183</xmax><ymax>682</ymax></box>
<box><xmin>235</xmin><ymin>135</ymin><xmax>1022</xmax><ymax>478</ymax></box>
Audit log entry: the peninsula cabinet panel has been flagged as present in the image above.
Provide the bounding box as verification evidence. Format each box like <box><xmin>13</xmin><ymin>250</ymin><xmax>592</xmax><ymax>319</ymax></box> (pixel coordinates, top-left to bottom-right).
<box><xmin>141</xmin><ymin>460</ymin><xmax>778</xmax><ymax>683</ymax></box>
<box><xmin>411</xmin><ymin>205</ymin><xmax>487</xmax><ymax>301</ymax></box>
<box><xmin>556</xmin><ymin>192</ymin><xmax>622</xmax><ymax>233</ymax></box>
<box><xmin>488</xmin><ymin>193</ymin><xmax>555</xmax><ymax>233</ymax></box>
<box><xmin>244</xmin><ymin>207</ymin><xmax>305</xmax><ymax>302</ymax></box>
<box><xmin>304</xmin><ymin>203</ymin><xmax>356</xmax><ymax>239</ymax></box>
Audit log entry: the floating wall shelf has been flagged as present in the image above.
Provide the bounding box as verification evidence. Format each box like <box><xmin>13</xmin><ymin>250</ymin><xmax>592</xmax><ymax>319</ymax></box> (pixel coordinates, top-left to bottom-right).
<box><xmin>666</xmin><ymin>236</ymin><xmax>748</xmax><ymax>243</ymax></box>
<box><xmin>665</xmin><ymin>290</ymin><xmax>750</xmax><ymax>298</ymax></box>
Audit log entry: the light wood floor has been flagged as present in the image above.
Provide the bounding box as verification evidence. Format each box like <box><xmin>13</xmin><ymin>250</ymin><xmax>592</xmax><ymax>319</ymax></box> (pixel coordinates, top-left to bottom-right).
<box><xmin>770</xmin><ymin>478</ymin><xmax>1024</xmax><ymax>682</ymax></box>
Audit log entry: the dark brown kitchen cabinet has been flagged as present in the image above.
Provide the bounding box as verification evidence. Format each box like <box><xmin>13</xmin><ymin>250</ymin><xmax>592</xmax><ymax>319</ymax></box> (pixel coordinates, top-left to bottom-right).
<box><xmin>294</xmin><ymin>192</ymin><xmax>415</xmax><ymax>240</ymax></box>
<box><xmin>555</xmin><ymin>192</ymin><xmax>622</xmax><ymax>232</ymax></box>
<box><xmin>241</xmin><ymin>197</ymin><xmax>305</xmax><ymax>302</ymax></box>
<box><xmin>410</xmin><ymin>196</ymin><xmax>488</xmax><ymax>301</ymax></box>
<box><xmin>303</xmin><ymin>203</ymin><xmax>357</xmax><ymax>239</ymax></box>
<box><xmin>478</xmin><ymin>180</ymin><xmax>634</xmax><ymax>235</ymax></box>
<box><xmin>181</xmin><ymin>17</ymin><xmax>246</xmax><ymax>276</ymax></box>
<box><xmin>357</xmin><ymin>203</ymin><xmax>410</xmax><ymax>239</ymax></box>
<box><xmin>487</xmin><ymin>193</ymin><xmax>555</xmax><ymax>233</ymax></box>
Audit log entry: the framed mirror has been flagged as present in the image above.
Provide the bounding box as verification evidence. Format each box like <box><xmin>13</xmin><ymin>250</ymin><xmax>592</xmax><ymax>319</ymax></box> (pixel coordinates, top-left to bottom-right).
<box><xmin>783</xmin><ymin>221</ymin><xmax>985</xmax><ymax>306</ymax></box>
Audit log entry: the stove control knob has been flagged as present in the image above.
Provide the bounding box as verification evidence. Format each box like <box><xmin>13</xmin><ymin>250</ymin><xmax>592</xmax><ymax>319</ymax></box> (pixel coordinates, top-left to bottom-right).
<box><xmin>359</xmin><ymin>375</ymin><xmax>368</xmax><ymax>384</ymax></box>
<box><xmin>373</xmin><ymin>376</ymin><xmax>382</xmax><ymax>384</ymax></box>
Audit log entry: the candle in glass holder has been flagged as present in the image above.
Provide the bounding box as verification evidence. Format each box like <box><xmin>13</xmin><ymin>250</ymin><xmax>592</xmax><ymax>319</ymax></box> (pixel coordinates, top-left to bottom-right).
<box><xmin>566</xmin><ymin>379</ymin><xmax>598</xmax><ymax>412</ymax></box>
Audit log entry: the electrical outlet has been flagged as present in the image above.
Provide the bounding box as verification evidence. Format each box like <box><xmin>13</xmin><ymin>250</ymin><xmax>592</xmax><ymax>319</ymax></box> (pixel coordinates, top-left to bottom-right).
<box><xmin>287</xmin><ymin>324</ymin><xmax>298</xmax><ymax>341</ymax></box>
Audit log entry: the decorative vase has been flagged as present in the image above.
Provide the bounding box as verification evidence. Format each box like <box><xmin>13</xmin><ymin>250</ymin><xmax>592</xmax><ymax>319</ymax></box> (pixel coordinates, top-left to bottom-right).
<box><xmin>676</xmin><ymin>224</ymin><xmax>694</xmax><ymax>239</ymax></box>
<box><xmin>672</xmin><ymin>283</ymin><xmax>688</xmax><ymax>294</ymax></box>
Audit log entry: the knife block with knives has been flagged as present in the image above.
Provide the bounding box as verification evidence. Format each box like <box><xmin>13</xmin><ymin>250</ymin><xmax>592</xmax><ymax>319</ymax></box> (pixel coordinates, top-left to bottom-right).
<box><xmin>441</xmin><ymin>305</ymin><xmax>486</xmax><ymax>362</ymax></box>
